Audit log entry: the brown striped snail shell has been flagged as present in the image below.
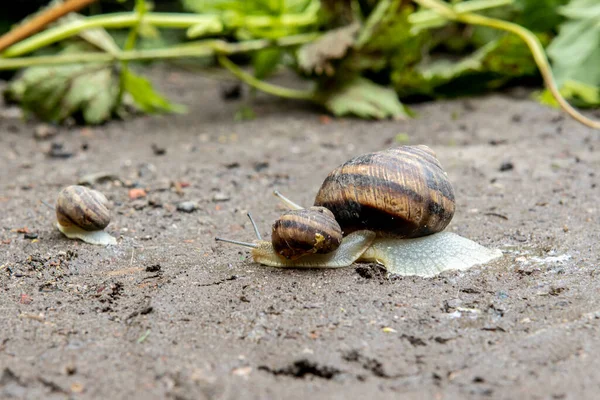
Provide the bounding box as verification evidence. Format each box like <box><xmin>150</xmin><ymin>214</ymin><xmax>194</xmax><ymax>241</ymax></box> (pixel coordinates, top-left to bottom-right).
<box><xmin>314</xmin><ymin>145</ymin><xmax>455</xmax><ymax>238</ymax></box>
<box><xmin>56</xmin><ymin>185</ymin><xmax>111</xmax><ymax>231</ymax></box>
<box><xmin>271</xmin><ymin>206</ymin><xmax>343</xmax><ymax>260</ymax></box>
<box><xmin>55</xmin><ymin>185</ymin><xmax>117</xmax><ymax>246</ymax></box>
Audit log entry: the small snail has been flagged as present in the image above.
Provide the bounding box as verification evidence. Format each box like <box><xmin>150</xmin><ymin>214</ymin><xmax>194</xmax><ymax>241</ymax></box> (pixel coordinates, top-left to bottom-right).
<box><xmin>271</xmin><ymin>207</ymin><xmax>343</xmax><ymax>260</ymax></box>
<box><xmin>216</xmin><ymin>145</ymin><xmax>502</xmax><ymax>277</ymax></box>
<box><xmin>55</xmin><ymin>185</ymin><xmax>117</xmax><ymax>246</ymax></box>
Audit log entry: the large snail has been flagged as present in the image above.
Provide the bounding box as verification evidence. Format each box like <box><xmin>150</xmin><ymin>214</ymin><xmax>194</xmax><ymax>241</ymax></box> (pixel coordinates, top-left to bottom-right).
<box><xmin>54</xmin><ymin>185</ymin><xmax>117</xmax><ymax>246</ymax></box>
<box><xmin>215</xmin><ymin>145</ymin><xmax>502</xmax><ymax>277</ymax></box>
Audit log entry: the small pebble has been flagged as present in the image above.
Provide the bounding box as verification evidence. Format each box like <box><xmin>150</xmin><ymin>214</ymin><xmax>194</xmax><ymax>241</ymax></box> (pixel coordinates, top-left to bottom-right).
<box><xmin>499</xmin><ymin>162</ymin><xmax>514</xmax><ymax>172</ymax></box>
<box><xmin>146</xmin><ymin>264</ymin><xmax>161</xmax><ymax>272</ymax></box>
<box><xmin>24</xmin><ymin>232</ymin><xmax>38</xmax><ymax>240</ymax></box>
<box><xmin>34</xmin><ymin>124</ymin><xmax>58</xmax><ymax>140</ymax></box>
<box><xmin>177</xmin><ymin>201</ymin><xmax>198</xmax><ymax>213</ymax></box>
<box><xmin>151</xmin><ymin>144</ymin><xmax>166</xmax><ymax>156</ymax></box>
<box><xmin>212</xmin><ymin>192</ymin><xmax>230</xmax><ymax>202</ymax></box>
<box><xmin>253</xmin><ymin>162</ymin><xmax>269</xmax><ymax>172</ymax></box>
<box><xmin>128</xmin><ymin>188</ymin><xmax>147</xmax><ymax>200</ymax></box>
<box><xmin>48</xmin><ymin>142</ymin><xmax>73</xmax><ymax>158</ymax></box>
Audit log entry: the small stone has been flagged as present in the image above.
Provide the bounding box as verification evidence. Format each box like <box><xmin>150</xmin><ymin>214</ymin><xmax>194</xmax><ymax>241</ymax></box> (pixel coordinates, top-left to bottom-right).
<box><xmin>151</xmin><ymin>143</ymin><xmax>166</xmax><ymax>156</ymax></box>
<box><xmin>499</xmin><ymin>162</ymin><xmax>514</xmax><ymax>172</ymax></box>
<box><xmin>128</xmin><ymin>188</ymin><xmax>147</xmax><ymax>200</ymax></box>
<box><xmin>34</xmin><ymin>124</ymin><xmax>58</xmax><ymax>140</ymax></box>
<box><xmin>253</xmin><ymin>162</ymin><xmax>269</xmax><ymax>172</ymax></box>
<box><xmin>48</xmin><ymin>142</ymin><xmax>73</xmax><ymax>158</ymax></box>
<box><xmin>177</xmin><ymin>201</ymin><xmax>198</xmax><ymax>213</ymax></box>
<box><xmin>146</xmin><ymin>264</ymin><xmax>161</xmax><ymax>272</ymax></box>
<box><xmin>24</xmin><ymin>232</ymin><xmax>38</xmax><ymax>240</ymax></box>
<box><xmin>212</xmin><ymin>192</ymin><xmax>230</xmax><ymax>202</ymax></box>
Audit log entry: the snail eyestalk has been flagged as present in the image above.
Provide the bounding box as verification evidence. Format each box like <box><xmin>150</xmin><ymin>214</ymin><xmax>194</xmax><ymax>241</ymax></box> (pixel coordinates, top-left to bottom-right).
<box><xmin>41</xmin><ymin>200</ymin><xmax>56</xmax><ymax>210</ymax></box>
<box><xmin>214</xmin><ymin>237</ymin><xmax>258</xmax><ymax>249</ymax></box>
<box><xmin>246</xmin><ymin>212</ymin><xmax>262</xmax><ymax>240</ymax></box>
<box><xmin>273</xmin><ymin>190</ymin><xmax>304</xmax><ymax>210</ymax></box>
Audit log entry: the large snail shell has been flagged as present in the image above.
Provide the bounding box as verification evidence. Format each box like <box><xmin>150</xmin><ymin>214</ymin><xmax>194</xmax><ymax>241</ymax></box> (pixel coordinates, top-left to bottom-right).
<box><xmin>56</xmin><ymin>185</ymin><xmax>111</xmax><ymax>231</ymax></box>
<box><xmin>314</xmin><ymin>145</ymin><xmax>455</xmax><ymax>238</ymax></box>
<box><xmin>272</xmin><ymin>207</ymin><xmax>343</xmax><ymax>260</ymax></box>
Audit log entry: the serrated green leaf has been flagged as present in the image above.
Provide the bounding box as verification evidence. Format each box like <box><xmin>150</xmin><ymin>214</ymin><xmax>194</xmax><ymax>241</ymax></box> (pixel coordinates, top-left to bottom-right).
<box><xmin>323</xmin><ymin>77</ymin><xmax>409</xmax><ymax>119</ymax></box>
<box><xmin>6</xmin><ymin>62</ymin><xmax>121</xmax><ymax>124</ymax></box>
<box><xmin>392</xmin><ymin>34</ymin><xmax>540</xmax><ymax>98</ymax></box>
<box><xmin>547</xmin><ymin>0</ymin><xmax>600</xmax><ymax>90</ymax></box>
<box><xmin>122</xmin><ymin>69</ymin><xmax>186</xmax><ymax>114</ymax></box>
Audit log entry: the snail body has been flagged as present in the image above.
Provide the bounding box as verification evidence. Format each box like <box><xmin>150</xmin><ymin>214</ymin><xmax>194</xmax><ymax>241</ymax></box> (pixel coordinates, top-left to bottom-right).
<box><xmin>55</xmin><ymin>185</ymin><xmax>117</xmax><ymax>246</ymax></box>
<box><xmin>216</xmin><ymin>146</ymin><xmax>502</xmax><ymax>277</ymax></box>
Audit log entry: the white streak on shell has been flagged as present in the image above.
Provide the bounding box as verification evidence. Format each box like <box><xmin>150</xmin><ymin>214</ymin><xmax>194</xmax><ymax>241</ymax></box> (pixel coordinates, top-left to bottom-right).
<box><xmin>361</xmin><ymin>232</ymin><xmax>503</xmax><ymax>277</ymax></box>
<box><xmin>56</xmin><ymin>222</ymin><xmax>117</xmax><ymax>246</ymax></box>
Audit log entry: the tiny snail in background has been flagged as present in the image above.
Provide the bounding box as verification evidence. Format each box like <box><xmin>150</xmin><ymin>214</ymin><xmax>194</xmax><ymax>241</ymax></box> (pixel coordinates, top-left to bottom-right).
<box><xmin>55</xmin><ymin>185</ymin><xmax>117</xmax><ymax>246</ymax></box>
<box><xmin>216</xmin><ymin>145</ymin><xmax>502</xmax><ymax>277</ymax></box>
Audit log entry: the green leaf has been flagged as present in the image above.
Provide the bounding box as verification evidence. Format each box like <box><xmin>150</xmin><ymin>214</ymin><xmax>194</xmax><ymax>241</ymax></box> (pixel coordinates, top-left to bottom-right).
<box><xmin>252</xmin><ymin>48</ymin><xmax>283</xmax><ymax>79</ymax></box>
<box><xmin>547</xmin><ymin>0</ymin><xmax>600</xmax><ymax>87</ymax></box>
<box><xmin>539</xmin><ymin>79</ymin><xmax>600</xmax><ymax>108</ymax></box>
<box><xmin>392</xmin><ymin>34</ymin><xmax>540</xmax><ymax>98</ymax></box>
<box><xmin>5</xmin><ymin>62</ymin><xmax>120</xmax><ymax>124</ymax></box>
<box><xmin>514</xmin><ymin>0</ymin><xmax>569</xmax><ymax>32</ymax></box>
<box><xmin>122</xmin><ymin>69</ymin><xmax>186</xmax><ymax>114</ymax></box>
<box><xmin>322</xmin><ymin>77</ymin><xmax>409</xmax><ymax>119</ymax></box>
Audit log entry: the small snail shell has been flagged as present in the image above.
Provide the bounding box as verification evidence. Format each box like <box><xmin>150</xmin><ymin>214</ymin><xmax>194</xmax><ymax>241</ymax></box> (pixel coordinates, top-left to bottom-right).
<box><xmin>55</xmin><ymin>185</ymin><xmax>117</xmax><ymax>246</ymax></box>
<box><xmin>271</xmin><ymin>207</ymin><xmax>342</xmax><ymax>259</ymax></box>
<box><xmin>215</xmin><ymin>146</ymin><xmax>502</xmax><ymax>277</ymax></box>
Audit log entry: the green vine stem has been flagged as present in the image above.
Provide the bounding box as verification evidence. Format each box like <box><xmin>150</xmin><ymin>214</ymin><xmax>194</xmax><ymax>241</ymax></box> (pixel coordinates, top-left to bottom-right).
<box><xmin>0</xmin><ymin>33</ymin><xmax>320</xmax><ymax>70</ymax></box>
<box><xmin>414</xmin><ymin>0</ymin><xmax>600</xmax><ymax>130</ymax></box>
<box><xmin>2</xmin><ymin>9</ymin><xmax>319</xmax><ymax>58</ymax></box>
<box><xmin>409</xmin><ymin>0</ymin><xmax>513</xmax><ymax>31</ymax></box>
<box><xmin>217</xmin><ymin>54</ymin><xmax>315</xmax><ymax>101</ymax></box>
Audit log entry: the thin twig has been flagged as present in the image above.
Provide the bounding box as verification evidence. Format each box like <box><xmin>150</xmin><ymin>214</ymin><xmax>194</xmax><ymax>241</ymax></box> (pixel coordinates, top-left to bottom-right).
<box><xmin>0</xmin><ymin>0</ymin><xmax>99</xmax><ymax>52</ymax></box>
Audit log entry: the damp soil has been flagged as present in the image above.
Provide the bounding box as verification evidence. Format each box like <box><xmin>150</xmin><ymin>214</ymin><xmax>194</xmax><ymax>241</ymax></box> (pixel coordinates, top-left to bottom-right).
<box><xmin>1</xmin><ymin>68</ymin><xmax>599</xmax><ymax>399</ymax></box>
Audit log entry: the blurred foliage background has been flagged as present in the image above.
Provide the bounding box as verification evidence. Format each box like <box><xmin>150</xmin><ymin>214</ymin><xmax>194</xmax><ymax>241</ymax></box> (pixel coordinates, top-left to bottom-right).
<box><xmin>0</xmin><ymin>0</ymin><xmax>598</xmax><ymax>127</ymax></box>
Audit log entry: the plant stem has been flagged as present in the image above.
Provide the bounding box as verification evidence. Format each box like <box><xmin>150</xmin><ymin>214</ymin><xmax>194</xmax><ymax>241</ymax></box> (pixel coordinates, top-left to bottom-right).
<box><xmin>217</xmin><ymin>55</ymin><xmax>315</xmax><ymax>101</ymax></box>
<box><xmin>409</xmin><ymin>0</ymin><xmax>513</xmax><ymax>28</ymax></box>
<box><xmin>0</xmin><ymin>33</ymin><xmax>321</xmax><ymax>70</ymax></box>
<box><xmin>118</xmin><ymin>0</ymin><xmax>148</xmax><ymax>109</ymax></box>
<box><xmin>355</xmin><ymin>0</ymin><xmax>397</xmax><ymax>49</ymax></box>
<box><xmin>414</xmin><ymin>0</ymin><xmax>600</xmax><ymax>130</ymax></box>
<box><xmin>2</xmin><ymin>10</ymin><xmax>319</xmax><ymax>58</ymax></box>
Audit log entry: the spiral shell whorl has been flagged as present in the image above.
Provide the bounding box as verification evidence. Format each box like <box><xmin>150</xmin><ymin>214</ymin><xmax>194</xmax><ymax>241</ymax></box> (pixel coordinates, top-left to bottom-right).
<box><xmin>56</xmin><ymin>185</ymin><xmax>111</xmax><ymax>231</ymax></box>
<box><xmin>272</xmin><ymin>207</ymin><xmax>343</xmax><ymax>259</ymax></box>
<box><xmin>313</xmin><ymin>145</ymin><xmax>455</xmax><ymax>238</ymax></box>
